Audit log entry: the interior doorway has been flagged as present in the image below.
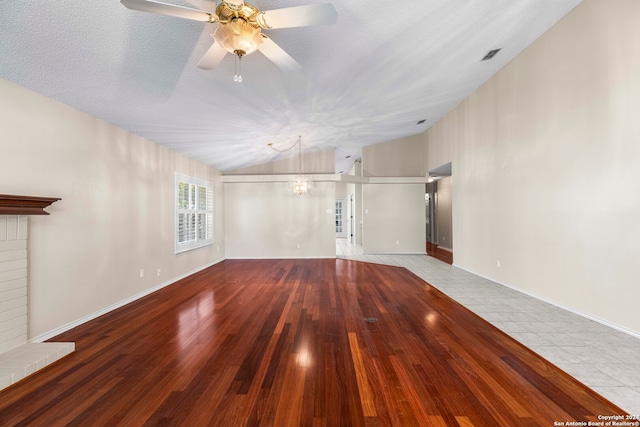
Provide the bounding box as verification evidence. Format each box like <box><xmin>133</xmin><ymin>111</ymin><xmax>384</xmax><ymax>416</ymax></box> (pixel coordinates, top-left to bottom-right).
<box><xmin>425</xmin><ymin>191</ymin><xmax>434</xmax><ymax>244</ymax></box>
<box><xmin>426</xmin><ymin>162</ymin><xmax>453</xmax><ymax>264</ymax></box>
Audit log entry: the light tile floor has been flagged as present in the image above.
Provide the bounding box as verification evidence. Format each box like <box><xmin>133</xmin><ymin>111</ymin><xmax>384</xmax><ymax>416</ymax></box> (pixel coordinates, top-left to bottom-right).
<box><xmin>336</xmin><ymin>239</ymin><xmax>640</xmax><ymax>415</ymax></box>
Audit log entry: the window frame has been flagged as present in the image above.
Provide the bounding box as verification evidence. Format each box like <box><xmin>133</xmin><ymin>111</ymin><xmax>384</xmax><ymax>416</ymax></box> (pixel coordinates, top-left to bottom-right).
<box><xmin>175</xmin><ymin>173</ymin><xmax>214</xmax><ymax>254</ymax></box>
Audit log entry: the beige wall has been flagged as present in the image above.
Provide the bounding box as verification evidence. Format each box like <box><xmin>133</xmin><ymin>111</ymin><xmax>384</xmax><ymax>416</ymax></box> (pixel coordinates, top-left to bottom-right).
<box><xmin>362</xmin><ymin>184</ymin><xmax>425</xmax><ymax>254</ymax></box>
<box><xmin>360</xmin><ymin>135</ymin><xmax>428</xmax><ymax>253</ymax></box>
<box><xmin>362</xmin><ymin>134</ymin><xmax>425</xmax><ymax>177</ymax></box>
<box><xmin>0</xmin><ymin>78</ymin><xmax>225</xmax><ymax>339</ymax></box>
<box><xmin>424</xmin><ymin>0</ymin><xmax>640</xmax><ymax>334</ymax></box>
<box><xmin>224</xmin><ymin>181</ymin><xmax>336</xmax><ymax>258</ymax></box>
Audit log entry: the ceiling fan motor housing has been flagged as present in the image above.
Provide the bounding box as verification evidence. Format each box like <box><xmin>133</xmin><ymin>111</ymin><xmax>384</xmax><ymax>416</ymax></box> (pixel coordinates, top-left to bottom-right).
<box><xmin>215</xmin><ymin>1</ymin><xmax>260</xmax><ymax>27</ymax></box>
<box><xmin>213</xmin><ymin>2</ymin><xmax>265</xmax><ymax>56</ymax></box>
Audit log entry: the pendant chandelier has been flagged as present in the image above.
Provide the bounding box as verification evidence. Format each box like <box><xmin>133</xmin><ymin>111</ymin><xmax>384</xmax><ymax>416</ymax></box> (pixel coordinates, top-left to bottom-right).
<box><xmin>268</xmin><ymin>135</ymin><xmax>312</xmax><ymax>195</ymax></box>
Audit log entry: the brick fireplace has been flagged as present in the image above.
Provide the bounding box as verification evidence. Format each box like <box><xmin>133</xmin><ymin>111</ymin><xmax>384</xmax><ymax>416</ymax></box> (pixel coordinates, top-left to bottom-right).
<box><xmin>0</xmin><ymin>195</ymin><xmax>74</xmax><ymax>390</ymax></box>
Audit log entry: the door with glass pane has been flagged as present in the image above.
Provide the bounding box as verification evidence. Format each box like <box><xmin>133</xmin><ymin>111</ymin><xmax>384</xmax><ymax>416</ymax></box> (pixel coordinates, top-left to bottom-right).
<box><xmin>335</xmin><ymin>199</ymin><xmax>346</xmax><ymax>237</ymax></box>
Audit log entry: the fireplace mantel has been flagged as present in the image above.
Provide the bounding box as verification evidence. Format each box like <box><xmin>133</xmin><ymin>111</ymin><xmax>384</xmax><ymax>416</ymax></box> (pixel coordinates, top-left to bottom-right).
<box><xmin>0</xmin><ymin>194</ymin><xmax>61</xmax><ymax>215</ymax></box>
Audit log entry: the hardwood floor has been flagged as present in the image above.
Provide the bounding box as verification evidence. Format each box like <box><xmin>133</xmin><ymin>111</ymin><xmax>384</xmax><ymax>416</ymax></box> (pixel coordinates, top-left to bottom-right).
<box><xmin>0</xmin><ymin>259</ymin><xmax>626</xmax><ymax>426</ymax></box>
<box><xmin>426</xmin><ymin>242</ymin><xmax>453</xmax><ymax>265</ymax></box>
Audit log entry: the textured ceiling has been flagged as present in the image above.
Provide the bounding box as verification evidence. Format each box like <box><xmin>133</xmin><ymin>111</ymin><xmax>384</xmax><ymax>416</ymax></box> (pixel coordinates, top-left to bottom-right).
<box><xmin>0</xmin><ymin>0</ymin><xmax>581</xmax><ymax>173</ymax></box>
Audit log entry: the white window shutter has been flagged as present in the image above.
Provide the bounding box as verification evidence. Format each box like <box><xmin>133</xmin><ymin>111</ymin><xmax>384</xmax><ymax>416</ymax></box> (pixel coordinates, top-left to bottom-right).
<box><xmin>175</xmin><ymin>174</ymin><xmax>214</xmax><ymax>253</ymax></box>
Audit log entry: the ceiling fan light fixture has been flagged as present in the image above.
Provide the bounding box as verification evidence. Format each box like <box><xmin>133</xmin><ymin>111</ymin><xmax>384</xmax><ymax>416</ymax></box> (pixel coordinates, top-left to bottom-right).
<box><xmin>121</xmin><ymin>0</ymin><xmax>337</xmax><ymax>79</ymax></box>
<box><xmin>213</xmin><ymin>19</ymin><xmax>264</xmax><ymax>56</ymax></box>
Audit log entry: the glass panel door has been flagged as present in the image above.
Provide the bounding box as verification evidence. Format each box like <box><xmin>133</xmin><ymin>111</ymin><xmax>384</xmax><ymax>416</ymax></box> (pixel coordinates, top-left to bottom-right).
<box><xmin>335</xmin><ymin>199</ymin><xmax>345</xmax><ymax>237</ymax></box>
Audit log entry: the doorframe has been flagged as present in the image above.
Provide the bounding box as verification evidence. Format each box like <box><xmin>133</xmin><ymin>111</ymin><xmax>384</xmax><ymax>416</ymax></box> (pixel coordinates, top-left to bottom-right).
<box><xmin>347</xmin><ymin>194</ymin><xmax>355</xmax><ymax>243</ymax></box>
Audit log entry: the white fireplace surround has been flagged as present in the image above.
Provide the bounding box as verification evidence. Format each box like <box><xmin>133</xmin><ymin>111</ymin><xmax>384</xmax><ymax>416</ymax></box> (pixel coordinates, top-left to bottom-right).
<box><xmin>0</xmin><ymin>213</ymin><xmax>74</xmax><ymax>391</ymax></box>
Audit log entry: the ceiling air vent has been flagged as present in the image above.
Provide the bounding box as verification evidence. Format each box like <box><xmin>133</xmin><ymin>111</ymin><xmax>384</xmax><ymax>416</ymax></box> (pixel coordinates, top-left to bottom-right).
<box><xmin>482</xmin><ymin>48</ymin><xmax>502</xmax><ymax>61</ymax></box>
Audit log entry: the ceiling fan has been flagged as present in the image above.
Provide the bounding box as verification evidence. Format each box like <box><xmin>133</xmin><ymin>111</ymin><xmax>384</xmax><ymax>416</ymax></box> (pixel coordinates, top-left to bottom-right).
<box><xmin>121</xmin><ymin>0</ymin><xmax>338</xmax><ymax>81</ymax></box>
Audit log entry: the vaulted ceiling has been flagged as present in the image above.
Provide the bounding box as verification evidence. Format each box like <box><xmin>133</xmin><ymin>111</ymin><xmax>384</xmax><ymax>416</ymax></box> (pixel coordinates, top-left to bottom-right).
<box><xmin>0</xmin><ymin>0</ymin><xmax>580</xmax><ymax>173</ymax></box>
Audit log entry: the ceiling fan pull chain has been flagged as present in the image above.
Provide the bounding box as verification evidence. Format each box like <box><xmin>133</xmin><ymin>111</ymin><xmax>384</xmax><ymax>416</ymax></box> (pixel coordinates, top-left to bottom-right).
<box><xmin>233</xmin><ymin>52</ymin><xmax>243</xmax><ymax>83</ymax></box>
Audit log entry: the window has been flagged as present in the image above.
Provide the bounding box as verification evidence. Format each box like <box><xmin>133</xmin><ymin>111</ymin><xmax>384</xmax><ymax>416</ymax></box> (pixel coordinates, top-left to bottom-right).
<box><xmin>175</xmin><ymin>173</ymin><xmax>213</xmax><ymax>253</ymax></box>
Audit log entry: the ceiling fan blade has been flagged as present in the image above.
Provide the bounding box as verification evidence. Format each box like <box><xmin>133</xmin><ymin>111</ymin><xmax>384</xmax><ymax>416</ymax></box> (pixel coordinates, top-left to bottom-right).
<box><xmin>121</xmin><ymin>0</ymin><xmax>216</xmax><ymax>22</ymax></box>
<box><xmin>257</xmin><ymin>4</ymin><xmax>337</xmax><ymax>29</ymax></box>
<box><xmin>197</xmin><ymin>42</ymin><xmax>227</xmax><ymax>70</ymax></box>
<box><xmin>258</xmin><ymin>36</ymin><xmax>302</xmax><ymax>74</ymax></box>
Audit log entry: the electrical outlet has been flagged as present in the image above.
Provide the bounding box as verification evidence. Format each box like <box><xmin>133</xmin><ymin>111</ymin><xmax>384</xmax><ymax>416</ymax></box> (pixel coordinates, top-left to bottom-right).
<box><xmin>139</xmin><ymin>269</ymin><xmax>144</xmax><ymax>278</ymax></box>
<box><xmin>157</xmin><ymin>268</ymin><xmax>162</xmax><ymax>277</ymax></box>
<box><xmin>497</xmin><ymin>260</ymin><xmax>501</xmax><ymax>268</ymax></box>
<box><xmin>297</xmin><ymin>243</ymin><xmax>301</xmax><ymax>249</ymax></box>
<box><xmin>395</xmin><ymin>240</ymin><xmax>400</xmax><ymax>245</ymax></box>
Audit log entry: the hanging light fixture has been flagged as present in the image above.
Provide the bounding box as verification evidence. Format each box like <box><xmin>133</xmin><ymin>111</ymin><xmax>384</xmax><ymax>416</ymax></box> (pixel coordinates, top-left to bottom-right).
<box><xmin>291</xmin><ymin>136</ymin><xmax>312</xmax><ymax>195</ymax></box>
<box><xmin>212</xmin><ymin>18</ymin><xmax>264</xmax><ymax>82</ymax></box>
<box><xmin>122</xmin><ymin>0</ymin><xmax>339</xmax><ymax>83</ymax></box>
<box><xmin>268</xmin><ymin>136</ymin><xmax>312</xmax><ymax>195</ymax></box>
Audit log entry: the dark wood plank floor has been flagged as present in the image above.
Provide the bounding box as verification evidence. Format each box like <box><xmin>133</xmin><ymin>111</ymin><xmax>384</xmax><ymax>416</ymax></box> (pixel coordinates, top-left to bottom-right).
<box><xmin>426</xmin><ymin>243</ymin><xmax>453</xmax><ymax>265</ymax></box>
<box><xmin>0</xmin><ymin>259</ymin><xmax>626</xmax><ymax>426</ymax></box>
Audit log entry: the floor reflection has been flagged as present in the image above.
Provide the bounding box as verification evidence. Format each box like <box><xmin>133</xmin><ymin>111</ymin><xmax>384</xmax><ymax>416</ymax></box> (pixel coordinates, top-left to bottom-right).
<box><xmin>177</xmin><ymin>291</ymin><xmax>215</xmax><ymax>353</ymax></box>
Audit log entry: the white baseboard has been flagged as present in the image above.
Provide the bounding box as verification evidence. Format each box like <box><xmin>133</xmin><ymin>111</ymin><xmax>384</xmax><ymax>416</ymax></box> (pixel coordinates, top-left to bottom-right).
<box><xmin>31</xmin><ymin>259</ymin><xmax>224</xmax><ymax>343</ymax></box>
<box><xmin>453</xmin><ymin>264</ymin><xmax>640</xmax><ymax>340</ymax></box>
<box><xmin>362</xmin><ymin>252</ymin><xmax>427</xmax><ymax>255</ymax></box>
